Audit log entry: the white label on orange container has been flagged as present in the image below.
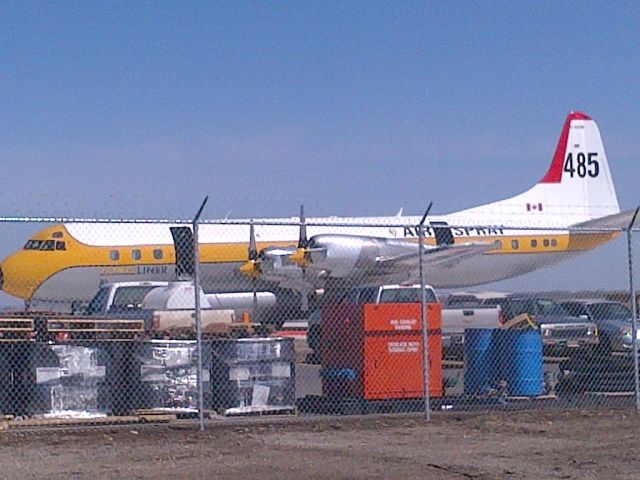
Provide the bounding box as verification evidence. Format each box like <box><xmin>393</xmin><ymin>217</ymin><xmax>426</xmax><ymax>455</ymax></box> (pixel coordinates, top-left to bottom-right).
<box><xmin>390</xmin><ymin>318</ymin><xmax>418</xmax><ymax>330</ymax></box>
<box><xmin>388</xmin><ymin>341</ymin><xmax>419</xmax><ymax>353</ymax></box>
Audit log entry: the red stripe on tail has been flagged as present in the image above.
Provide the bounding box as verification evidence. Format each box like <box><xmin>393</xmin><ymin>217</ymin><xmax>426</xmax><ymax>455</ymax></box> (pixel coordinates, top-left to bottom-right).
<box><xmin>540</xmin><ymin>112</ymin><xmax>592</xmax><ymax>183</ymax></box>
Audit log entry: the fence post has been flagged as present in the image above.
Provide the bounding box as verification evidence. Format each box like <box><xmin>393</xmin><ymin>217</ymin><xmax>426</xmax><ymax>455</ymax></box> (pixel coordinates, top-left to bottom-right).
<box><xmin>626</xmin><ymin>207</ymin><xmax>640</xmax><ymax>414</ymax></box>
<box><xmin>418</xmin><ymin>203</ymin><xmax>432</xmax><ymax>420</ymax></box>
<box><xmin>192</xmin><ymin>196</ymin><xmax>209</xmax><ymax>431</ymax></box>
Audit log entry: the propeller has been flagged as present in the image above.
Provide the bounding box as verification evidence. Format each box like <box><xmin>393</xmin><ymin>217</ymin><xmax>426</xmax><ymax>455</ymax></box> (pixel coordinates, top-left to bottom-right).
<box><xmin>240</xmin><ymin>221</ymin><xmax>262</xmax><ymax>276</ymax></box>
<box><xmin>298</xmin><ymin>204</ymin><xmax>308</xmax><ymax>250</ymax></box>
<box><xmin>239</xmin><ymin>221</ymin><xmax>261</xmax><ymax>316</ymax></box>
<box><xmin>290</xmin><ymin>205</ymin><xmax>313</xmax><ymax>269</ymax></box>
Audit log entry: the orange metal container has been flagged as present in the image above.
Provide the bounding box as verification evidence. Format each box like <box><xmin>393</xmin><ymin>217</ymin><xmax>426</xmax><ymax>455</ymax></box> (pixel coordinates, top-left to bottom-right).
<box><xmin>322</xmin><ymin>302</ymin><xmax>442</xmax><ymax>401</ymax></box>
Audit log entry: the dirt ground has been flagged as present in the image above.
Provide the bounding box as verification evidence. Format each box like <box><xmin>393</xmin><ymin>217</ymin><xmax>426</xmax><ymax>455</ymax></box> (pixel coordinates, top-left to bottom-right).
<box><xmin>2</xmin><ymin>408</ymin><xmax>640</xmax><ymax>480</ymax></box>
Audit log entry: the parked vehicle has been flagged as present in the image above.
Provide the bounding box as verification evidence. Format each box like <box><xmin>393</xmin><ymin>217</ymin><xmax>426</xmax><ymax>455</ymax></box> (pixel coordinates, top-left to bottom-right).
<box><xmin>81</xmin><ymin>281</ymin><xmax>168</xmax><ymax>315</ymax></box>
<box><xmin>308</xmin><ymin>285</ymin><xmax>503</xmax><ymax>358</ymax></box>
<box><xmin>558</xmin><ymin>299</ymin><xmax>640</xmax><ymax>354</ymax></box>
<box><xmin>77</xmin><ymin>280</ymin><xmax>281</xmax><ymax>329</ymax></box>
<box><xmin>479</xmin><ymin>294</ymin><xmax>599</xmax><ymax>355</ymax></box>
<box><xmin>441</xmin><ymin>292</ymin><xmax>503</xmax><ymax>357</ymax></box>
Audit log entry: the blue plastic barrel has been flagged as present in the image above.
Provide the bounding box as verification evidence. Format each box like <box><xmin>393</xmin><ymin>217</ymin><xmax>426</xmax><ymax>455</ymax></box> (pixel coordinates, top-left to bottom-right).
<box><xmin>496</xmin><ymin>330</ymin><xmax>543</xmax><ymax>396</ymax></box>
<box><xmin>464</xmin><ymin>328</ymin><xmax>497</xmax><ymax>395</ymax></box>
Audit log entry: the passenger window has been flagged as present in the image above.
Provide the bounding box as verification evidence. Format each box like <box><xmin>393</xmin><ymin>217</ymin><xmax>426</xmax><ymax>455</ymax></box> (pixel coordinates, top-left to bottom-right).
<box><xmin>543</xmin><ymin>239</ymin><xmax>550</xmax><ymax>247</ymax></box>
<box><xmin>55</xmin><ymin>241</ymin><xmax>66</xmax><ymax>251</ymax></box>
<box><xmin>550</xmin><ymin>239</ymin><xmax>558</xmax><ymax>247</ymax></box>
<box><xmin>530</xmin><ymin>239</ymin><xmax>538</xmax><ymax>247</ymax></box>
<box><xmin>132</xmin><ymin>249</ymin><xmax>142</xmax><ymax>261</ymax></box>
<box><xmin>110</xmin><ymin>250</ymin><xmax>120</xmax><ymax>261</ymax></box>
<box><xmin>153</xmin><ymin>249</ymin><xmax>163</xmax><ymax>260</ymax></box>
<box><xmin>511</xmin><ymin>239</ymin><xmax>519</xmax><ymax>249</ymax></box>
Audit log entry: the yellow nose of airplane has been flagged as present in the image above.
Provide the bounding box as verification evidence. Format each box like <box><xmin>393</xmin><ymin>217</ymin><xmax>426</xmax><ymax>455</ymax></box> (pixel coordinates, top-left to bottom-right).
<box><xmin>0</xmin><ymin>252</ymin><xmax>40</xmax><ymax>301</ymax></box>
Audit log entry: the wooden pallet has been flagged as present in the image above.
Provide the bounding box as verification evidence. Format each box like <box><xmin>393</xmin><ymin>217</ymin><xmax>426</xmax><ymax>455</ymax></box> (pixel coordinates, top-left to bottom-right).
<box><xmin>0</xmin><ymin>317</ymin><xmax>35</xmax><ymax>342</ymax></box>
<box><xmin>0</xmin><ymin>413</ymin><xmax>190</xmax><ymax>430</ymax></box>
<box><xmin>152</xmin><ymin>322</ymin><xmax>261</xmax><ymax>340</ymax></box>
<box><xmin>506</xmin><ymin>394</ymin><xmax>557</xmax><ymax>401</ymax></box>
<box><xmin>221</xmin><ymin>406</ymin><xmax>298</xmax><ymax>417</ymax></box>
<box><xmin>134</xmin><ymin>408</ymin><xmax>199</xmax><ymax>420</ymax></box>
<box><xmin>136</xmin><ymin>413</ymin><xmax>178</xmax><ymax>423</ymax></box>
<box><xmin>1</xmin><ymin>415</ymin><xmax>141</xmax><ymax>430</ymax></box>
<box><xmin>584</xmin><ymin>391</ymin><xmax>635</xmax><ymax>397</ymax></box>
<box><xmin>46</xmin><ymin>318</ymin><xmax>146</xmax><ymax>341</ymax></box>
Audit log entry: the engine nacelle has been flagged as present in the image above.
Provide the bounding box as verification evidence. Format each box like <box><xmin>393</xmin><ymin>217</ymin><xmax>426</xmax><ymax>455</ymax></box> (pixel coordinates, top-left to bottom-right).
<box><xmin>258</xmin><ymin>246</ymin><xmax>305</xmax><ymax>281</ymax></box>
<box><xmin>258</xmin><ymin>234</ymin><xmax>416</xmax><ymax>282</ymax></box>
<box><xmin>305</xmin><ymin>235</ymin><xmax>366</xmax><ymax>277</ymax></box>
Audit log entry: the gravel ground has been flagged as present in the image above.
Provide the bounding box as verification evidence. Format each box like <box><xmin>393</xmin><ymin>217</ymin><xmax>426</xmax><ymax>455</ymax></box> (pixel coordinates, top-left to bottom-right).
<box><xmin>2</xmin><ymin>408</ymin><xmax>640</xmax><ymax>479</ymax></box>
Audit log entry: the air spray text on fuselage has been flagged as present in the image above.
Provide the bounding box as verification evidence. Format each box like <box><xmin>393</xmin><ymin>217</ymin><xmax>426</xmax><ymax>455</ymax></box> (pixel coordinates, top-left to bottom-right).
<box><xmin>402</xmin><ymin>225</ymin><xmax>505</xmax><ymax>238</ymax></box>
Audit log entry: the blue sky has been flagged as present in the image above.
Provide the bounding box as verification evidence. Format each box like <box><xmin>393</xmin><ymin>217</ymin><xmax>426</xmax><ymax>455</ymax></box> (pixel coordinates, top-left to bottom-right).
<box><xmin>1</xmin><ymin>2</ymin><xmax>640</xmax><ymax>303</ymax></box>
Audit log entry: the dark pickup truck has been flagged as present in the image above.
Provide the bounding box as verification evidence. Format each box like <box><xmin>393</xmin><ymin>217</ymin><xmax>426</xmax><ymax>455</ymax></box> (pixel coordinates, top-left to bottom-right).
<box><xmin>479</xmin><ymin>294</ymin><xmax>599</xmax><ymax>355</ymax></box>
<box><xmin>559</xmin><ymin>299</ymin><xmax>640</xmax><ymax>355</ymax></box>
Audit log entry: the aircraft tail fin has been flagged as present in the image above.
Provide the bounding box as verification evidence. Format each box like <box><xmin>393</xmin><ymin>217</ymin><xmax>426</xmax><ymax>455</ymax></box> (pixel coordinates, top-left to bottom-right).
<box><xmin>454</xmin><ymin>112</ymin><xmax>620</xmax><ymax>225</ymax></box>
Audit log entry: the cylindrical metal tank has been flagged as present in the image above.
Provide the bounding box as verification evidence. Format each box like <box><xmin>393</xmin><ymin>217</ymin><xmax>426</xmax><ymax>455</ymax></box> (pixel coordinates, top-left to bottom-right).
<box><xmin>463</xmin><ymin>328</ymin><xmax>497</xmax><ymax>395</ymax></box>
<box><xmin>496</xmin><ymin>329</ymin><xmax>543</xmax><ymax>396</ymax></box>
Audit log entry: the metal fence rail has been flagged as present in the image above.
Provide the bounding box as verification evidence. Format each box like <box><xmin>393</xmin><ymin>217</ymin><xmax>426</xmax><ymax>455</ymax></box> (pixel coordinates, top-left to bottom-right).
<box><xmin>0</xmin><ymin>215</ymin><xmax>639</xmax><ymax>431</ymax></box>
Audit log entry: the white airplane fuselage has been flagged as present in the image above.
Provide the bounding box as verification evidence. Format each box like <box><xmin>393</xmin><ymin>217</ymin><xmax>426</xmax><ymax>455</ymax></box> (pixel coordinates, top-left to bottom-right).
<box><xmin>0</xmin><ymin>112</ymin><xmax>627</xmax><ymax>311</ymax></box>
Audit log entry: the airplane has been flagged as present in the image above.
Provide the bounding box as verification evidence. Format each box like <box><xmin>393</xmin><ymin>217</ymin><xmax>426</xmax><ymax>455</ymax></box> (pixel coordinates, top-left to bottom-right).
<box><xmin>0</xmin><ymin>111</ymin><xmax>633</xmax><ymax>312</ymax></box>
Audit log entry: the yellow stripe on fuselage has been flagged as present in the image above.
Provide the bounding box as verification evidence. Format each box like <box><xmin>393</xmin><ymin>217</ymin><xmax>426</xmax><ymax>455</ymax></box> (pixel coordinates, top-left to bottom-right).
<box><xmin>1</xmin><ymin>224</ymin><xmax>619</xmax><ymax>300</ymax></box>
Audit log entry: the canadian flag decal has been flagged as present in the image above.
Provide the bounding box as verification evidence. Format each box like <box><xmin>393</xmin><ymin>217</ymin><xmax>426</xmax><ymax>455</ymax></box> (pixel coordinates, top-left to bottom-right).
<box><xmin>526</xmin><ymin>203</ymin><xmax>543</xmax><ymax>212</ymax></box>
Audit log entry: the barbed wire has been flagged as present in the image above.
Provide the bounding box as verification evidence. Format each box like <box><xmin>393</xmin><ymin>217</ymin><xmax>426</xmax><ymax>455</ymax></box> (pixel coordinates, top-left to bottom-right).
<box><xmin>0</xmin><ymin>215</ymin><xmax>637</xmax><ymax>233</ymax></box>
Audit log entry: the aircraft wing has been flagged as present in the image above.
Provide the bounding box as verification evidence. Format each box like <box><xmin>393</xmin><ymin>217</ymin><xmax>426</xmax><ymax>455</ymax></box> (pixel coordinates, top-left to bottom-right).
<box><xmin>376</xmin><ymin>241</ymin><xmax>501</xmax><ymax>269</ymax></box>
<box><xmin>571</xmin><ymin>208</ymin><xmax>640</xmax><ymax>231</ymax></box>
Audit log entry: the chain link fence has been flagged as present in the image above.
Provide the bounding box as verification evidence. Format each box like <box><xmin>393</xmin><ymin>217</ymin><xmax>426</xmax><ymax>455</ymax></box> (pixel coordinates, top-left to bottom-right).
<box><xmin>0</xmin><ymin>215</ymin><xmax>639</xmax><ymax>431</ymax></box>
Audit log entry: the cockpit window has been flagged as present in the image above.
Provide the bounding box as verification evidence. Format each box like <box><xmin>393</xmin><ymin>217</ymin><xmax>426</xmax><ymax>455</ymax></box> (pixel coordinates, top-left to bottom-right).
<box><xmin>40</xmin><ymin>240</ymin><xmax>55</xmax><ymax>251</ymax></box>
<box><xmin>55</xmin><ymin>241</ymin><xmax>66</xmax><ymax>251</ymax></box>
<box><xmin>23</xmin><ymin>239</ymin><xmax>59</xmax><ymax>251</ymax></box>
<box><xmin>24</xmin><ymin>240</ymin><xmax>42</xmax><ymax>250</ymax></box>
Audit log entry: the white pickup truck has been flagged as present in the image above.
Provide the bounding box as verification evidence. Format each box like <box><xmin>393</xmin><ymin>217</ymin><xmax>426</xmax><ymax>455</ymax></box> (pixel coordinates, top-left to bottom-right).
<box><xmin>307</xmin><ymin>284</ymin><xmax>502</xmax><ymax>358</ymax></box>
<box><xmin>78</xmin><ymin>280</ymin><xmax>277</xmax><ymax>332</ymax></box>
<box><xmin>82</xmin><ymin>281</ymin><xmax>276</xmax><ymax>316</ymax></box>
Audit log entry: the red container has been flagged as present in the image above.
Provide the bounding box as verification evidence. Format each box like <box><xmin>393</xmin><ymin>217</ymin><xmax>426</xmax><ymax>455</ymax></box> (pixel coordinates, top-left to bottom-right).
<box><xmin>322</xmin><ymin>302</ymin><xmax>442</xmax><ymax>400</ymax></box>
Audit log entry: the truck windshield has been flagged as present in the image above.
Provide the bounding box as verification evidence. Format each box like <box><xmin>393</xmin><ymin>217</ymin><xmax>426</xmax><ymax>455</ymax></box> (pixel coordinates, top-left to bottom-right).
<box><xmin>111</xmin><ymin>286</ymin><xmax>159</xmax><ymax>311</ymax></box>
<box><xmin>505</xmin><ymin>298</ymin><xmax>566</xmax><ymax>317</ymax></box>
<box><xmin>379</xmin><ymin>288</ymin><xmax>437</xmax><ymax>304</ymax></box>
<box><xmin>507</xmin><ymin>299</ymin><xmax>534</xmax><ymax>317</ymax></box>
<box><xmin>589</xmin><ymin>303</ymin><xmax>632</xmax><ymax>321</ymax></box>
<box><xmin>445</xmin><ymin>295</ymin><xmax>482</xmax><ymax>308</ymax></box>
<box><xmin>535</xmin><ymin>299</ymin><xmax>567</xmax><ymax>316</ymax></box>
